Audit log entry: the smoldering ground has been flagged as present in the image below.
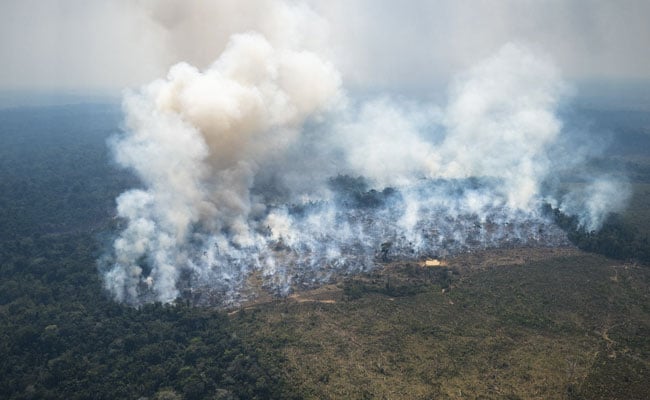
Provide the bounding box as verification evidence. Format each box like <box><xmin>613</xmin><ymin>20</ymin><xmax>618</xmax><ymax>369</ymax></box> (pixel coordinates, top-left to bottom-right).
<box><xmin>100</xmin><ymin>2</ymin><xmax>629</xmax><ymax>306</ymax></box>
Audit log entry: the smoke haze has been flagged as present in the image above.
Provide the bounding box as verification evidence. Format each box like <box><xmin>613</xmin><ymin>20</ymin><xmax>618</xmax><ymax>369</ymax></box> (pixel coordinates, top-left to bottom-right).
<box><xmin>99</xmin><ymin>1</ymin><xmax>629</xmax><ymax>305</ymax></box>
<box><xmin>2</xmin><ymin>0</ymin><xmax>650</xmax><ymax>93</ymax></box>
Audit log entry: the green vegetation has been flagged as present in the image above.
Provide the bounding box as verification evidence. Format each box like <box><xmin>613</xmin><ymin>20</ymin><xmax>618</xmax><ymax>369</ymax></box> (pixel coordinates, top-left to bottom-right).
<box><xmin>0</xmin><ymin>102</ymin><xmax>649</xmax><ymax>399</ymax></box>
<box><xmin>546</xmin><ymin>206</ymin><xmax>650</xmax><ymax>263</ymax></box>
<box><xmin>0</xmin><ymin>231</ymin><xmax>293</xmax><ymax>399</ymax></box>
<box><xmin>622</xmin><ymin>182</ymin><xmax>650</xmax><ymax>238</ymax></box>
<box><xmin>0</xmin><ymin>235</ymin><xmax>289</xmax><ymax>399</ymax></box>
<box><xmin>234</xmin><ymin>251</ymin><xmax>650</xmax><ymax>399</ymax></box>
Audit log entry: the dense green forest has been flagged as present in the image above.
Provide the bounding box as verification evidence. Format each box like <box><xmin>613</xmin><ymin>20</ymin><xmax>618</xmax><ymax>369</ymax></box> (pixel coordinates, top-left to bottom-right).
<box><xmin>0</xmin><ymin>102</ymin><xmax>649</xmax><ymax>399</ymax></box>
<box><xmin>546</xmin><ymin>206</ymin><xmax>650</xmax><ymax>263</ymax></box>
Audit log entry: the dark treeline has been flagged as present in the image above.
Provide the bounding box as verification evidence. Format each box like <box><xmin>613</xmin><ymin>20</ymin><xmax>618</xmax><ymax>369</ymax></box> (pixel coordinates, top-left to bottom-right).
<box><xmin>544</xmin><ymin>204</ymin><xmax>650</xmax><ymax>264</ymax></box>
<box><xmin>327</xmin><ymin>174</ymin><xmax>398</xmax><ymax>209</ymax></box>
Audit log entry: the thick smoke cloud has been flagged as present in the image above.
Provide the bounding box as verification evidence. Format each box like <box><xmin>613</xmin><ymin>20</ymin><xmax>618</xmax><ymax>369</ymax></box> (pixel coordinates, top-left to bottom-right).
<box><xmin>102</xmin><ymin>2</ymin><xmax>628</xmax><ymax>306</ymax></box>
<box><xmin>105</xmin><ymin>29</ymin><xmax>340</xmax><ymax>303</ymax></box>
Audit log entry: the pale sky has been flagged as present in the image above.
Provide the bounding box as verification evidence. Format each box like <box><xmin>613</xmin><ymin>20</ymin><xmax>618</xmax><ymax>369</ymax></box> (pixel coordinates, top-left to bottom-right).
<box><xmin>1</xmin><ymin>0</ymin><xmax>649</xmax><ymax>95</ymax></box>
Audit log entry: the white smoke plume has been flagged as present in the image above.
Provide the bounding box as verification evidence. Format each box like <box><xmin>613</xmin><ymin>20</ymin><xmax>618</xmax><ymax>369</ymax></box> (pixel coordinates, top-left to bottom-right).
<box><xmin>103</xmin><ymin>2</ymin><xmax>629</xmax><ymax>305</ymax></box>
<box><xmin>106</xmin><ymin>29</ymin><xmax>340</xmax><ymax>303</ymax></box>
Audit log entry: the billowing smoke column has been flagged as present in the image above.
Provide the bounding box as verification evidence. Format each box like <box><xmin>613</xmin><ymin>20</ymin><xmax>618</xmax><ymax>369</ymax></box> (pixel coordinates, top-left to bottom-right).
<box><xmin>105</xmin><ymin>31</ymin><xmax>340</xmax><ymax>303</ymax></box>
<box><xmin>102</xmin><ymin>10</ymin><xmax>628</xmax><ymax>306</ymax></box>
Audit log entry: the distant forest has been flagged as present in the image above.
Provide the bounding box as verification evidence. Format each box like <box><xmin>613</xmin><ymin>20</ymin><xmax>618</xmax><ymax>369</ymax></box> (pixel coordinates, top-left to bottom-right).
<box><xmin>546</xmin><ymin>205</ymin><xmax>650</xmax><ymax>264</ymax></box>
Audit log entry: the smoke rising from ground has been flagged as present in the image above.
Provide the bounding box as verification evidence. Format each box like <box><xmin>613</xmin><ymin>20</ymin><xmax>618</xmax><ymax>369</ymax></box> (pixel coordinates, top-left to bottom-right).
<box><xmin>102</xmin><ymin>3</ymin><xmax>628</xmax><ymax>306</ymax></box>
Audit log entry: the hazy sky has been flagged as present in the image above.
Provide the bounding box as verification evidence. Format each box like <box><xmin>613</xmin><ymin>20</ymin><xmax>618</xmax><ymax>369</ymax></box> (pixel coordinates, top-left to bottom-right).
<box><xmin>1</xmin><ymin>0</ymin><xmax>649</xmax><ymax>94</ymax></box>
